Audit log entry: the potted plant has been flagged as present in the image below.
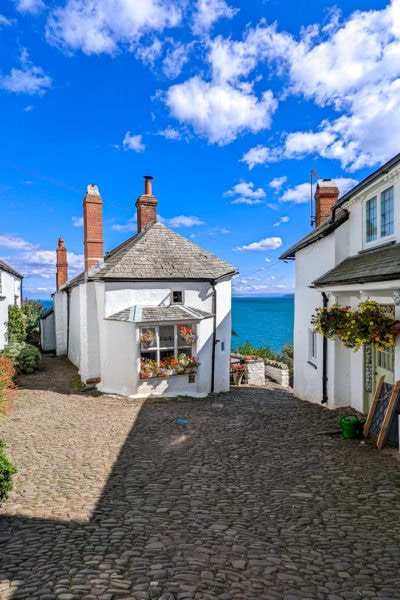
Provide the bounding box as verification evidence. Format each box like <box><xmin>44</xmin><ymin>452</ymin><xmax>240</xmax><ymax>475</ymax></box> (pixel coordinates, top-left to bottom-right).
<box><xmin>231</xmin><ymin>362</ymin><xmax>247</xmax><ymax>385</ymax></box>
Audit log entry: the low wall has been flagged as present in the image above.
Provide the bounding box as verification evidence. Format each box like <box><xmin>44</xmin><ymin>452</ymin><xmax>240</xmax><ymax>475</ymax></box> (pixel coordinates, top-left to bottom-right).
<box><xmin>264</xmin><ymin>359</ymin><xmax>290</xmax><ymax>388</ymax></box>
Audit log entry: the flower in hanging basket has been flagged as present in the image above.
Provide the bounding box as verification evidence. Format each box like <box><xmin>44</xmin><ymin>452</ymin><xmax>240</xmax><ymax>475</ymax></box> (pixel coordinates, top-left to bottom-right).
<box><xmin>140</xmin><ymin>330</ymin><xmax>155</xmax><ymax>346</ymax></box>
<box><xmin>311</xmin><ymin>301</ymin><xmax>400</xmax><ymax>352</ymax></box>
<box><xmin>180</xmin><ymin>325</ymin><xmax>198</xmax><ymax>344</ymax></box>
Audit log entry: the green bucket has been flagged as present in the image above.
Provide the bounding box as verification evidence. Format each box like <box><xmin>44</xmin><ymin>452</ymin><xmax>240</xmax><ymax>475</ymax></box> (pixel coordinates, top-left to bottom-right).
<box><xmin>339</xmin><ymin>415</ymin><xmax>359</xmax><ymax>439</ymax></box>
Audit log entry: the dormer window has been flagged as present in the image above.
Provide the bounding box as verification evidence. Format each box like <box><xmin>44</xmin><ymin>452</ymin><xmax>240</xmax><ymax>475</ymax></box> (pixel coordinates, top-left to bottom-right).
<box><xmin>171</xmin><ymin>290</ymin><xmax>183</xmax><ymax>304</ymax></box>
<box><xmin>365</xmin><ymin>186</ymin><xmax>394</xmax><ymax>244</ymax></box>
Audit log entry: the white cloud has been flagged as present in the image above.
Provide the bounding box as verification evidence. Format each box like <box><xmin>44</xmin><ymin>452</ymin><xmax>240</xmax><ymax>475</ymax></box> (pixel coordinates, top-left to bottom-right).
<box><xmin>162</xmin><ymin>215</ymin><xmax>205</xmax><ymax>227</ymax></box>
<box><xmin>135</xmin><ymin>38</ymin><xmax>163</xmax><ymax>66</ymax></box>
<box><xmin>15</xmin><ymin>0</ymin><xmax>44</xmax><ymax>13</ymax></box>
<box><xmin>192</xmin><ymin>0</ymin><xmax>238</xmax><ymax>34</ymax></box>
<box><xmin>162</xmin><ymin>42</ymin><xmax>190</xmax><ymax>79</ymax></box>
<box><xmin>111</xmin><ymin>219</ymin><xmax>137</xmax><ymax>232</ymax></box>
<box><xmin>0</xmin><ymin>14</ymin><xmax>12</xmax><ymax>26</ymax></box>
<box><xmin>237</xmin><ymin>237</ymin><xmax>282</xmax><ymax>251</ymax></box>
<box><xmin>273</xmin><ymin>216</ymin><xmax>289</xmax><ymax>227</ymax></box>
<box><xmin>224</xmin><ymin>181</ymin><xmax>266</xmax><ymax>205</ymax></box>
<box><xmin>284</xmin><ymin>131</ymin><xmax>336</xmax><ymax>158</ymax></box>
<box><xmin>269</xmin><ymin>176</ymin><xmax>287</xmax><ymax>191</ymax></box>
<box><xmin>72</xmin><ymin>216</ymin><xmax>83</xmax><ymax>227</ymax></box>
<box><xmin>280</xmin><ymin>183</ymin><xmax>310</xmax><ymax>205</ymax></box>
<box><xmin>0</xmin><ymin>234</ymin><xmax>38</xmax><ymax>251</ymax></box>
<box><xmin>123</xmin><ymin>132</ymin><xmax>145</xmax><ymax>153</ymax></box>
<box><xmin>0</xmin><ymin>50</ymin><xmax>52</xmax><ymax>95</ymax></box>
<box><xmin>158</xmin><ymin>127</ymin><xmax>181</xmax><ymax>140</ymax></box>
<box><xmin>240</xmin><ymin>145</ymin><xmax>279</xmax><ymax>169</ymax></box>
<box><xmin>46</xmin><ymin>0</ymin><xmax>182</xmax><ymax>55</ymax></box>
<box><xmin>165</xmin><ymin>76</ymin><xmax>277</xmax><ymax>145</ymax></box>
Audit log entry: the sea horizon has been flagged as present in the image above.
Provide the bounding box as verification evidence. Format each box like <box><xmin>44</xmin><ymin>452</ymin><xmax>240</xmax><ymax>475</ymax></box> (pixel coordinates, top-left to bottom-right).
<box><xmin>36</xmin><ymin>295</ymin><xmax>294</xmax><ymax>353</ymax></box>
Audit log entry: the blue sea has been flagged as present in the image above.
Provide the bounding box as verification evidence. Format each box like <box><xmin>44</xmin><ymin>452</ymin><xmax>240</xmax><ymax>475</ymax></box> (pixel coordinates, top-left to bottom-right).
<box><xmin>37</xmin><ymin>296</ymin><xmax>295</xmax><ymax>353</ymax></box>
<box><xmin>231</xmin><ymin>296</ymin><xmax>294</xmax><ymax>352</ymax></box>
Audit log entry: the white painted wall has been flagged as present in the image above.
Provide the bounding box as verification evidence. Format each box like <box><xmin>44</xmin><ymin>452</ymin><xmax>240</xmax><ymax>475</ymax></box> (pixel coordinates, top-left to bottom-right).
<box><xmin>0</xmin><ymin>270</ymin><xmax>21</xmax><ymax>351</ymax></box>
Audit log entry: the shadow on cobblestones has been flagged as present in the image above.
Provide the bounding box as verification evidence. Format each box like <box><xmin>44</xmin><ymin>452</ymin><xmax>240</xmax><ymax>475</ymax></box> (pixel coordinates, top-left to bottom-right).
<box><xmin>1</xmin><ymin>357</ymin><xmax>400</xmax><ymax>599</ymax></box>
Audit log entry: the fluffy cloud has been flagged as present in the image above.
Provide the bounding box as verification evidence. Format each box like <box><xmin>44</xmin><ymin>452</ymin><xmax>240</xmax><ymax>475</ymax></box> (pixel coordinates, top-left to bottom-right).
<box><xmin>123</xmin><ymin>132</ymin><xmax>145</xmax><ymax>153</ymax></box>
<box><xmin>191</xmin><ymin>0</ymin><xmax>238</xmax><ymax>34</ymax></box>
<box><xmin>237</xmin><ymin>237</ymin><xmax>282</xmax><ymax>251</ymax></box>
<box><xmin>0</xmin><ymin>234</ymin><xmax>38</xmax><ymax>251</ymax></box>
<box><xmin>4</xmin><ymin>249</ymin><xmax>83</xmax><ymax>280</ymax></box>
<box><xmin>162</xmin><ymin>42</ymin><xmax>190</xmax><ymax>78</ymax></box>
<box><xmin>273</xmin><ymin>216</ymin><xmax>289</xmax><ymax>227</ymax></box>
<box><xmin>224</xmin><ymin>181</ymin><xmax>266</xmax><ymax>205</ymax></box>
<box><xmin>0</xmin><ymin>50</ymin><xmax>52</xmax><ymax>95</ymax></box>
<box><xmin>165</xmin><ymin>76</ymin><xmax>277</xmax><ymax>145</ymax></box>
<box><xmin>158</xmin><ymin>127</ymin><xmax>181</xmax><ymax>140</ymax></box>
<box><xmin>15</xmin><ymin>0</ymin><xmax>44</xmax><ymax>13</ymax></box>
<box><xmin>72</xmin><ymin>216</ymin><xmax>83</xmax><ymax>227</ymax></box>
<box><xmin>240</xmin><ymin>145</ymin><xmax>279</xmax><ymax>169</ymax></box>
<box><xmin>46</xmin><ymin>0</ymin><xmax>182</xmax><ymax>54</ymax></box>
<box><xmin>269</xmin><ymin>176</ymin><xmax>287</xmax><ymax>191</ymax></box>
<box><xmin>280</xmin><ymin>183</ymin><xmax>310</xmax><ymax>205</ymax></box>
<box><xmin>162</xmin><ymin>215</ymin><xmax>204</xmax><ymax>227</ymax></box>
<box><xmin>0</xmin><ymin>14</ymin><xmax>12</xmax><ymax>26</ymax></box>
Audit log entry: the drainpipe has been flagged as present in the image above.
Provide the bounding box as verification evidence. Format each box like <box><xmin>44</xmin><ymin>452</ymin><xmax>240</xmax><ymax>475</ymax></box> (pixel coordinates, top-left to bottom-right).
<box><xmin>210</xmin><ymin>280</ymin><xmax>217</xmax><ymax>394</ymax></box>
<box><xmin>66</xmin><ymin>288</ymin><xmax>71</xmax><ymax>356</ymax></box>
<box><xmin>322</xmin><ymin>291</ymin><xmax>329</xmax><ymax>404</ymax></box>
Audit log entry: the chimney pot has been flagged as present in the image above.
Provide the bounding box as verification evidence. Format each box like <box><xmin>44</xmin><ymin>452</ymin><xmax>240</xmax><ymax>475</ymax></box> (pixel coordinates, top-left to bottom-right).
<box><xmin>136</xmin><ymin>176</ymin><xmax>158</xmax><ymax>233</ymax></box>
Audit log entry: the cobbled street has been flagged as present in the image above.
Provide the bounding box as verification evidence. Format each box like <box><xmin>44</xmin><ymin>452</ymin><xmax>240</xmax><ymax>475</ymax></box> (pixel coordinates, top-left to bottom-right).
<box><xmin>1</xmin><ymin>355</ymin><xmax>400</xmax><ymax>600</ymax></box>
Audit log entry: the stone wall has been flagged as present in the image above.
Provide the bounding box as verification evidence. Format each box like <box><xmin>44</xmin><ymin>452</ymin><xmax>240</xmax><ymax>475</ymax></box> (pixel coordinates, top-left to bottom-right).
<box><xmin>264</xmin><ymin>359</ymin><xmax>290</xmax><ymax>388</ymax></box>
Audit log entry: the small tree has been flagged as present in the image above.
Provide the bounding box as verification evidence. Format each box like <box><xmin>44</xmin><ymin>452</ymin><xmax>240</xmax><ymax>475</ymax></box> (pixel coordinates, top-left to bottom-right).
<box><xmin>7</xmin><ymin>305</ymin><xmax>26</xmax><ymax>343</ymax></box>
<box><xmin>21</xmin><ymin>300</ymin><xmax>44</xmax><ymax>346</ymax></box>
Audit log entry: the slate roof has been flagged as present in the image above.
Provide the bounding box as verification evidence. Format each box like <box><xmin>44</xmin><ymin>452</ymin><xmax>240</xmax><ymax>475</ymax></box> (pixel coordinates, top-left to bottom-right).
<box><xmin>87</xmin><ymin>221</ymin><xmax>236</xmax><ymax>282</ymax></box>
<box><xmin>312</xmin><ymin>243</ymin><xmax>400</xmax><ymax>288</ymax></box>
<box><xmin>279</xmin><ymin>209</ymin><xmax>349</xmax><ymax>260</ymax></box>
<box><xmin>107</xmin><ymin>305</ymin><xmax>213</xmax><ymax>323</ymax></box>
<box><xmin>0</xmin><ymin>258</ymin><xmax>23</xmax><ymax>279</ymax></box>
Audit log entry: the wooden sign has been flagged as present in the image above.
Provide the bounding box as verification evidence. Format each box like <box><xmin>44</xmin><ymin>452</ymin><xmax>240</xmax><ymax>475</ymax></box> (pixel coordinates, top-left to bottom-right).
<box><xmin>364</xmin><ymin>376</ymin><xmax>400</xmax><ymax>448</ymax></box>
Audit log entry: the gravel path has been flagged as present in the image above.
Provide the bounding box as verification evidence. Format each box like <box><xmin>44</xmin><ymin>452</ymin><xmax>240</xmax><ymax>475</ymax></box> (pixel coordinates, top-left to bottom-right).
<box><xmin>1</xmin><ymin>355</ymin><xmax>400</xmax><ymax>600</ymax></box>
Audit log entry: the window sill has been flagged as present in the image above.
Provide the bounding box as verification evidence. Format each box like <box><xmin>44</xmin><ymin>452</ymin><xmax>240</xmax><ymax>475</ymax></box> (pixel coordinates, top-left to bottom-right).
<box><xmin>307</xmin><ymin>360</ymin><xmax>317</xmax><ymax>369</ymax></box>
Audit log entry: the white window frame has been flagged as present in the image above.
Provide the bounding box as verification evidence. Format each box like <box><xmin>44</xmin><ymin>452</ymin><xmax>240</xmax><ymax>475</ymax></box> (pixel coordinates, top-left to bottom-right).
<box><xmin>365</xmin><ymin>185</ymin><xmax>394</xmax><ymax>246</ymax></box>
<box><xmin>139</xmin><ymin>323</ymin><xmax>196</xmax><ymax>369</ymax></box>
<box><xmin>308</xmin><ymin>328</ymin><xmax>317</xmax><ymax>366</ymax></box>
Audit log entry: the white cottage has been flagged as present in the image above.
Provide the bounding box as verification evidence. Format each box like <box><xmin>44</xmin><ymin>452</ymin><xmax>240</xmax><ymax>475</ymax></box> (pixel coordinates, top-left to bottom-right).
<box><xmin>0</xmin><ymin>259</ymin><xmax>23</xmax><ymax>352</ymax></box>
<box><xmin>280</xmin><ymin>153</ymin><xmax>400</xmax><ymax>413</ymax></box>
<box><xmin>51</xmin><ymin>176</ymin><xmax>236</xmax><ymax>398</ymax></box>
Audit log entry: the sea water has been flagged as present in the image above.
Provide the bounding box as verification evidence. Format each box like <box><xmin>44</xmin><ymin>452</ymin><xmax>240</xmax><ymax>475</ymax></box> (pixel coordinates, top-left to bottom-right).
<box><xmin>37</xmin><ymin>296</ymin><xmax>295</xmax><ymax>353</ymax></box>
<box><xmin>231</xmin><ymin>296</ymin><xmax>294</xmax><ymax>352</ymax></box>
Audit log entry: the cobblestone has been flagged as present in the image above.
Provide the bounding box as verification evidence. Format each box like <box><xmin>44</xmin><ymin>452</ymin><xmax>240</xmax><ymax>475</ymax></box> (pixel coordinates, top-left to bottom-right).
<box><xmin>1</xmin><ymin>355</ymin><xmax>400</xmax><ymax>599</ymax></box>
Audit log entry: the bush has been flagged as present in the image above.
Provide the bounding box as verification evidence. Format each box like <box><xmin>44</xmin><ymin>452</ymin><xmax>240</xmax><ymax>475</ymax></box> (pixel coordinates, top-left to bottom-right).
<box><xmin>4</xmin><ymin>341</ymin><xmax>41</xmax><ymax>374</ymax></box>
<box><xmin>236</xmin><ymin>340</ymin><xmax>276</xmax><ymax>360</ymax></box>
<box><xmin>0</xmin><ymin>355</ymin><xmax>16</xmax><ymax>415</ymax></box>
<box><xmin>21</xmin><ymin>300</ymin><xmax>44</xmax><ymax>346</ymax></box>
<box><xmin>8</xmin><ymin>305</ymin><xmax>26</xmax><ymax>343</ymax></box>
<box><xmin>0</xmin><ymin>441</ymin><xmax>17</xmax><ymax>502</ymax></box>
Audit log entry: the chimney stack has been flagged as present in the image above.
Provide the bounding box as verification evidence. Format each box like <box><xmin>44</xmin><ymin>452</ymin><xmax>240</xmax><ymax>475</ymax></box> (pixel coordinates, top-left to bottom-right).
<box><xmin>56</xmin><ymin>237</ymin><xmax>68</xmax><ymax>290</ymax></box>
<box><xmin>83</xmin><ymin>184</ymin><xmax>103</xmax><ymax>272</ymax></box>
<box><xmin>315</xmin><ymin>179</ymin><xmax>339</xmax><ymax>227</ymax></box>
<box><xmin>135</xmin><ymin>175</ymin><xmax>158</xmax><ymax>233</ymax></box>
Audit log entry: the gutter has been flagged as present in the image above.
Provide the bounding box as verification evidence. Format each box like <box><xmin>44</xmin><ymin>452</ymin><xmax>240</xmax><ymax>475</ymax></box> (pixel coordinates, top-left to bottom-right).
<box><xmin>210</xmin><ymin>280</ymin><xmax>217</xmax><ymax>394</ymax></box>
<box><xmin>321</xmin><ymin>292</ymin><xmax>329</xmax><ymax>404</ymax></box>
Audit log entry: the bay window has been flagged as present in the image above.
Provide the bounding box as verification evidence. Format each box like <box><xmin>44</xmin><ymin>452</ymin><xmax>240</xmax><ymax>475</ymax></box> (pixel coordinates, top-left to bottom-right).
<box><xmin>139</xmin><ymin>323</ymin><xmax>198</xmax><ymax>379</ymax></box>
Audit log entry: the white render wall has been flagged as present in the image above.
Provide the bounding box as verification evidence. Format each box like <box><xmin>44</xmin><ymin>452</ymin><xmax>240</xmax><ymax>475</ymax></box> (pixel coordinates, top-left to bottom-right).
<box><xmin>0</xmin><ymin>270</ymin><xmax>21</xmax><ymax>351</ymax></box>
<box><xmin>60</xmin><ymin>276</ymin><xmax>233</xmax><ymax>397</ymax></box>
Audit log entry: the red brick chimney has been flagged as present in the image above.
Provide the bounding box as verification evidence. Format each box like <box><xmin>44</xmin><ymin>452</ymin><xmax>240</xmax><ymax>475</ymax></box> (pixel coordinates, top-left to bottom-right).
<box><xmin>83</xmin><ymin>184</ymin><xmax>103</xmax><ymax>272</ymax></box>
<box><xmin>56</xmin><ymin>237</ymin><xmax>68</xmax><ymax>290</ymax></box>
<box><xmin>135</xmin><ymin>175</ymin><xmax>158</xmax><ymax>233</ymax></box>
<box><xmin>315</xmin><ymin>179</ymin><xmax>340</xmax><ymax>227</ymax></box>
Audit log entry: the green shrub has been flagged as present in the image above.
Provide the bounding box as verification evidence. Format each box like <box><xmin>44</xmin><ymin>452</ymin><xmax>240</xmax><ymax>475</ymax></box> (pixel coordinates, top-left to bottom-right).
<box><xmin>4</xmin><ymin>341</ymin><xmax>41</xmax><ymax>374</ymax></box>
<box><xmin>0</xmin><ymin>441</ymin><xmax>17</xmax><ymax>502</ymax></box>
<box><xmin>8</xmin><ymin>305</ymin><xmax>26</xmax><ymax>343</ymax></box>
<box><xmin>236</xmin><ymin>340</ymin><xmax>276</xmax><ymax>360</ymax></box>
<box><xmin>21</xmin><ymin>300</ymin><xmax>44</xmax><ymax>346</ymax></box>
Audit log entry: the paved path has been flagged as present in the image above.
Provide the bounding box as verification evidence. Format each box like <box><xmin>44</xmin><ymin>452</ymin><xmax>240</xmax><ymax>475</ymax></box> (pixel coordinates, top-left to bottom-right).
<box><xmin>1</xmin><ymin>356</ymin><xmax>400</xmax><ymax>600</ymax></box>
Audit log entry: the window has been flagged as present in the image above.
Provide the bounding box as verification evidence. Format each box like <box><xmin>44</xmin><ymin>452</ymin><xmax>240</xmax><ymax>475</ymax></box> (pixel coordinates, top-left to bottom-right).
<box><xmin>365</xmin><ymin>186</ymin><xmax>394</xmax><ymax>243</ymax></box>
<box><xmin>171</xmin><ymin>290</ymin><xmax>183</xmax><ymax>304</ymax></box>
<box><xmin>308</xmin><ymin>328</ymin><xmax>317</xmax><ymax>365</ymax></box>
<box><xmin>139</xmin><ymin>323</ymin><xmax>197</xmax><ymax>378</ymax></box>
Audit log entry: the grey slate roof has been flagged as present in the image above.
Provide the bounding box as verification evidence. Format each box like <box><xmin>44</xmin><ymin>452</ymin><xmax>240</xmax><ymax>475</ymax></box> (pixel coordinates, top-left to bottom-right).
<box><xmin>107</xmin><ymin>305</ymin><xmax>213</xmax><ymax>323</ymax></box>
<box><xmin>90</xmin><ymin>221</ymin><xmax>236</xmax><ymax>282</ymax></box>
<box><xmin>312</xmin><ymin>243</ymin><xmax>400</xmax><ymax>287</ymax></box>
<box><xmin>279</xmin><ymin>209</ymin><xmax>349</xmax><ymax>260</ymax></box>
<box><xmin>0</xmin><ymin>258</ymin><xmax>23</xmax><ymax>279</ymax></box>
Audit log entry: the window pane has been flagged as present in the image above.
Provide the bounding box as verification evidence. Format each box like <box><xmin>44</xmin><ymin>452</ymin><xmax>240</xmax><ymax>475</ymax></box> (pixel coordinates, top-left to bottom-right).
<box><xmin>381</xmin><ymin>186</ymin><xmax>394</xmax><ymax>237</ymax></box>
<box><xmin>366</xmin><ymin>197</ymin><xmax>377</xmax><ymax>242</ymax></box>
<box><xmin>159</xmin><ymin>325</ymin><xmax>174</xmax><ymax>347</ymax></box>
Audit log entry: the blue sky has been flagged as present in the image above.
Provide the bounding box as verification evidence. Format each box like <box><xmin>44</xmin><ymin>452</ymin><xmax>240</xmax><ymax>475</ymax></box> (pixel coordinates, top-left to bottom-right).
<box><xmin>0</xmin><ymin>0</ymin><xmax>397</xmax><ymax>299</ymax></box>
